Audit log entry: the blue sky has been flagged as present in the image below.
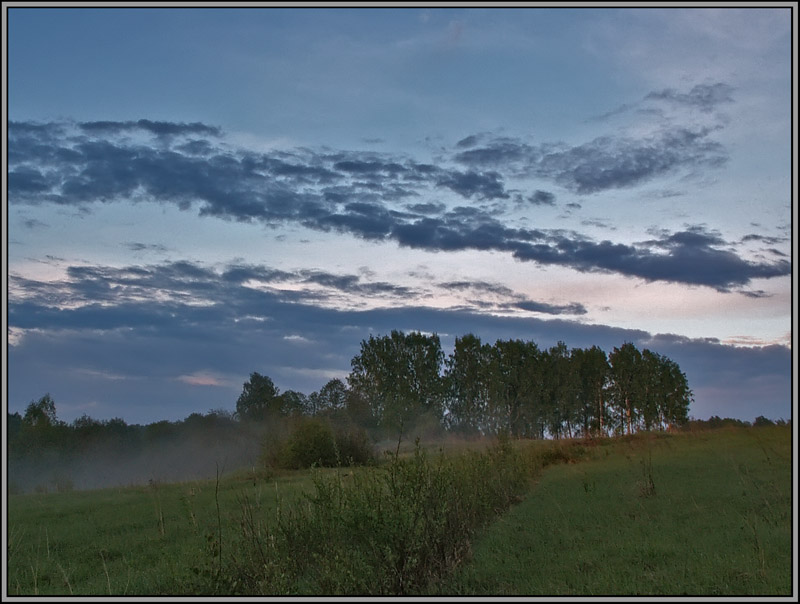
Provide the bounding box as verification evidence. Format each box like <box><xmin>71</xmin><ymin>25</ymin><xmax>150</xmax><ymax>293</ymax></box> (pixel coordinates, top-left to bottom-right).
<box><xmin>5</xmin><ymin>6</ymin><xmax>795</xmax><ymax>425</ymax></box>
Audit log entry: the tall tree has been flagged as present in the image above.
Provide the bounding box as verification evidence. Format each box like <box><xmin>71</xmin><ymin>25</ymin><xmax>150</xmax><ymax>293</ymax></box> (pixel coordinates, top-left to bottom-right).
<box><xmin>443</xmin><ymin>333</ymin><xmax>492</xmax><ymax>434</ymax></box>
<box><xmin>348</xmin><ymin>330</ymin><xmax>445</xmax><ymax>434</ymax></box>
<box><xmin>485</xmin><ymin>339</ymin><xmax>541</xmax><ymax>437</ymax></box>
<box><xmin>276</xmin><ymin>389</ymin><xmax>308</xmax><ymax>417</ymax></box>
<box><xmin>23</xmin><ymin>393</ymin><xmax>58</xmax><ymax>428</ymax></box>
<box><xmin>308</xmin><ymin>377</ymin><xmax>349</xmax><ymax>417</ymax></box>
<box><xmin>235</xmin><ymin>372</ymin><xmax>281</xmax><ymax>422</ymax></box>
<box><xmin>571</xmin><ymin>345</ymin><xmax>609</xmax><ymax>437</ymax></box>
<box><xmin>639</xmin><ymin>349</ymin><xmax>663</xmax><ymax>431</ymax></box>
<box><xmin>542</xmin><ymin>342</ymin><xmax>580</xmax><ymax>439</ymax></box>
<box><xmin>658</xmin><ymin>355</ymin><xmax>692</xmax><ymax>429</ymax></box>
<box><xmin>608</xmin><ymin>343</ymin><xmax>643</xmax><ymax>435</ymax></box>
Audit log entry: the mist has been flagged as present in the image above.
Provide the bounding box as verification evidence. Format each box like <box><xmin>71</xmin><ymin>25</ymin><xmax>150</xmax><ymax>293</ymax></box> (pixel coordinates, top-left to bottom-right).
<box><xmin>7</xmin><ymin>423</ymin><xmax>265</xmax><ymax>494</ymax></box>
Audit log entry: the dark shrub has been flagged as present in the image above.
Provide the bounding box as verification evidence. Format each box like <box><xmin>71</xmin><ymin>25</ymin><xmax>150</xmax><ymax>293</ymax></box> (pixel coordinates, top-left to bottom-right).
<box><xmin>334</xmin><ymin>424</ymin><xmax>373</xmax><ymax>466</ymax></box>
<box><xmin>281</xmin><ymin>417</ymin><xmax>337</xmax><ymax>469</ymax></box>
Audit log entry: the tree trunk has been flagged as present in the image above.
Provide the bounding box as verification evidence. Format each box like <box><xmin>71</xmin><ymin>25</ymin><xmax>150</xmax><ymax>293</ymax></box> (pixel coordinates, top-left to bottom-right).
<box><xmin>625</xmin><ymin>396</ymin><xmax>632</xmax><ymax>434</ymax></box>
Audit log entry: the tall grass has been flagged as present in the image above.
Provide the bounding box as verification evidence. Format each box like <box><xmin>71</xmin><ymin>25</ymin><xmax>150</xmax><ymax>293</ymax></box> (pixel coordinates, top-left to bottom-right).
<box><xmin>6</xmin><ymin>471</ymin><xmax>311</xmax><ymax>595</ymax></box>
<box><xmin>441</xmin><ymin>426</ymin><xmax>793</xmax><ymax>596</ymax></box>
<box><xmin>202</xmin><ymin>434</ymin><xmax>532</xmax><ymax>595</ymax></box>
<box><xmin>7</xmin><ymin>427</ymin><xmax>790</xmax><ymax>596</ymax></box>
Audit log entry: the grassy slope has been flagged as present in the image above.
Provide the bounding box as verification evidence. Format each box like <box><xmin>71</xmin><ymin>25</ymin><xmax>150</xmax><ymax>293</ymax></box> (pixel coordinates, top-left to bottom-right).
<box><xmin>441</xmin><ymin>426</ymin><xmax>793</xmax><ymax>596</ymax></box>
<box><xmin>6</xmin><ymin>469</ymin><xmax>312</xmax><ymax>595</ymax></box>
<box><xmin>6</xmin><ymin>426</ymin><xmax>794</xmax><ymax>596</ymax></box>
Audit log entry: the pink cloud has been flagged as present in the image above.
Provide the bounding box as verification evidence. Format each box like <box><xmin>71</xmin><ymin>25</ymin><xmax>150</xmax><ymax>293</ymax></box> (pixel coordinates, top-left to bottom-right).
<box><xmin>176</xmin><ymin>372</ymin><xmax>227</xmax><ymax>387</ymax></box>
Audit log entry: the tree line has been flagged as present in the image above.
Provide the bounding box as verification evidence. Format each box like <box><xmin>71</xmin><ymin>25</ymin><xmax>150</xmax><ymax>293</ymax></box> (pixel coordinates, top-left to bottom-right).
<box><xmin>9</xmin><ymin>331</ymin><xmax>695</xmax><ymax>461</ymax></box>
<box><xmin>343</xmin><ymin>331</ymin><xmax>693</xmax><ymax>438</ymax></box>
<box><xmin>231</xmin><ymin>331</ymin><xmax>693</xmax><ymax>439</ymax></box>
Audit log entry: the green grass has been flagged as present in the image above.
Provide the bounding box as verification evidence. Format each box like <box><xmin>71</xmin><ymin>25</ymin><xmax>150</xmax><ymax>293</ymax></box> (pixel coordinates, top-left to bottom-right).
<box><xmin>440</xmin><ymin>426</ymin><xmax>793</xmax><ymax>596</ymax></box>
<box><xmin>6</xmin><ymin>427</ymin><xmax>793</xmax><ymax>596</ymax></box>
<box><xmin>6</xmin><ymin>468</ymin><xmax>314</xmax><ymax>595</ymax></box>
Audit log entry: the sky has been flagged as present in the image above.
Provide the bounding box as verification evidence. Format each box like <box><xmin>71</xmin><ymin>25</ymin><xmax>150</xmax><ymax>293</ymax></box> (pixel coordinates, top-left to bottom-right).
<box><xmin>4</xmin><ymin>5</ymin><xmax>796</xmax><ymax>425</ymax></box>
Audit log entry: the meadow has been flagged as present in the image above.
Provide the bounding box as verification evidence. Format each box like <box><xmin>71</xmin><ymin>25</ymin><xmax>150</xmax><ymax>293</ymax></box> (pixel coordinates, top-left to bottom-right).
<box><xmin>6</xmin><ymin>425</ymin><xmax>794</xmax><ymax>596</ymax></box>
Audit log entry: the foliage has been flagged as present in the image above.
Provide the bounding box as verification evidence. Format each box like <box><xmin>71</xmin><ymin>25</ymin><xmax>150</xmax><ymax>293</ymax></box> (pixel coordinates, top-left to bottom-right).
<box><xmin>208</xmin><ymin>436</ymin><xmax>530</xmax><ymax>595</ymax></box>
<box><xmin>264</xmin><ymin>417</ymin><xmax>374</xmax><ymax>470</ymax></box>
<box><xmin>348</xmin><ymin>330</ymin><xmax>445</xmax><ymax>435</ymax></box>
<box><xmin>280</xmin><ymin>417</ymin><xmax>338</xmax><ymax>469</ymax></box>
<box><xmin>235</xmin><ymin>372</ymin><xmax>280</xmax><ymax>422</ymax></box>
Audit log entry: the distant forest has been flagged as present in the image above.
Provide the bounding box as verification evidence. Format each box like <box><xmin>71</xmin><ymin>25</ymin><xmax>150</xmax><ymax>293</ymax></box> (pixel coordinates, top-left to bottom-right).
<box><xmin>7</xmin><ymin>331</ymin><xmax>785</xmax><ymax>488</ymax></box>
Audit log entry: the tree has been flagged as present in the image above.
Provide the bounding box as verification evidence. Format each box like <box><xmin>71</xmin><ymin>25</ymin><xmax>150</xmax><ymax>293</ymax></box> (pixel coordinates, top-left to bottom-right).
<box><xmin>309</xmin><ymin>378</ymin><xmax>348</xmax><ymax>417</ymax></box>
<box><xmin>235</xmin><ymin>372</ymin><xmax>280</xmax><ymax>422</ymax></box>
<box><xmin>541</xmin><ymin>342</ymin><xmax>580</xmax><ymax>439</ymax></box>
<box><xmin>276</xmin><ymin>390</ymin><xmax>308</xmax><ymax>417</ymax></box>
<box><xmin>571</xmin><ymin>346</ymin><xmax>609</xmax><ymax>437</ymax></box>
<box><xmin>485</xmin><ymin>339</ymin><xmax>542</xmax><ymax>437</ymax></box>
<box><xmin>23</xmin><ymin>393</ymin><xmax>58</xmax><ymax>428</ymax></box>
<box><xmin>639</xmin><ymin>349</ymin><xmax>663</xmax><ymax>431</ymax></box>
<box><xmin>658</xmin><ymin>356</ymin><xmax>691</xmax><ymax>429</ymax></box>
<box><xmin>444</xmin><ymin>334</ymin><xmax>492</xmax><ymax>434</ymax></box>
<box><xmin>348</xmin><ymin>330</ymin><xmax>445</xmax><ymax>435</ymax></box>
<box><xmin>608</xmin><ymin>343</ymin><xmax>643</xmax><ymax>435</ymax></box>
<box><xmin>19</xmin><ymin>393</ymin><xmax>67</xmax><ymax>452</ymax></box>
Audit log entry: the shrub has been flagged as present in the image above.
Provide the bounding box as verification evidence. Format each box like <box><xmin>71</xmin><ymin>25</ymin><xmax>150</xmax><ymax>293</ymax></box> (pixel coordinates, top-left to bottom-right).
<box><xmin>280</xmin><ymin>417</ymin><xmax>337</xmax><ymax>469</ymax></box>
<box><xmin>263</xmin><ymin>418</ymin><xmax>375</xmax><ymax>470</ymax></box>
<box><xmin>333</xmin><ymin>424</ymin><xmax>373</xmax><ymax>466</ymax></box>
<box><xmin>211</xmin><ymin>436</ymin><xmax>530</xmax><ymax>595</ymax></box>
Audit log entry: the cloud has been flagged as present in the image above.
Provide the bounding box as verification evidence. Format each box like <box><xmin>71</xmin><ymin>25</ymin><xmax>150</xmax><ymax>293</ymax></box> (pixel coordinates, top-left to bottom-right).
<box><xmin>454</xmin><ymin>127</ymin><xmax>728</xmax><ymax>194</ymax></box>
<box><xmin>8</xmin><ymin>115</ymin><xmax>786</xmax><ymax>291</ymax></box>
<box><xmin>511</xmin><ymin>300</ymin><xmax>588</xmax><ymax>316</ymax></box>
<box><xmin>125</xmin><ymin>242</ymin><xmax>170</xmax><ymax>254</ymax></box>
<box><xmin>435</xmin><ymin>169</ymin><xmax>509</xmax><ymax>200</ymax></box>
<box><xmin>527</xmin><ymin>190</ymin><xmax>556</xmax><ymax>206</ymax></box>
<box><xmin>437</xmin><ymin>280</ymin><xmax>587</xmax><ymax>316</ymax></box>
<box><xmin>78</xmin><ymin>119</ymin><xmax>222</xmax><ymax>138</ymax></box>
<box><xmin>645</xmin><ymin>83</ymin><xmax>735</xmax><ymax>113</ymax></box>
<box><xmin>176</xmin><ymin>371</ymin><xmax>230</xmax><ymax>387</ymax></box>
<box><xmin>7</xmin><ymin>263</ymin><xmax>790</xmax><ymax>423</ymax></box>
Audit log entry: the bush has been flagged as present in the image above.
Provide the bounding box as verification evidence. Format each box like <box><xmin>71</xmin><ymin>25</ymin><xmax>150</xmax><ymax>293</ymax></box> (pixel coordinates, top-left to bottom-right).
<box><xmin>263</xmin><ymin>418</ymin><xmax>375</xmax><ymax>470</ymax></box>
<box><xmin>333</xmin><ymin>424</ymin><xmax>373</xmax><ymax>466</ymax></box>
<box><xmin>280</xmin><ymin>417</ymin><xmax>337</xmax><ymax>469</ymax></box>
<box><xmin>211</xmin><ymin>436</ymin><xmax>530</xmax><ymax>595</ymax></box>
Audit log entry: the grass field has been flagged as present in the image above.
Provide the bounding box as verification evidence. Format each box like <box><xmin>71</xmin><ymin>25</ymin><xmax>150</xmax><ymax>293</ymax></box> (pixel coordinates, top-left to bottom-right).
<box><xmin>441</xmin><ymin>426</ymin><xmax>794</xmax><ymax>596</ymax></box>
<box><xmin>6</xmin><ymin>467</ymin><xmax>312</xmax><ymax>595</ymax></box>
<box><xmin>5</xmin><ymin>426</ymin><xmax>794</xmax><ymax>596</ymax></box>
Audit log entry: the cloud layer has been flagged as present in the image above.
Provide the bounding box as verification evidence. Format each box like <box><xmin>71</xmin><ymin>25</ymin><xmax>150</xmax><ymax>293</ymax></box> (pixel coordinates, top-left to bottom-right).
<box><xmin>8</xmin><ymin>85</ymin><xmax>790</xmax><ymax>293</ymax></box>
<box><xmin>8</xmin><ymin>256</ymin><xmax>791</xmax><ymax>424</ymax></box>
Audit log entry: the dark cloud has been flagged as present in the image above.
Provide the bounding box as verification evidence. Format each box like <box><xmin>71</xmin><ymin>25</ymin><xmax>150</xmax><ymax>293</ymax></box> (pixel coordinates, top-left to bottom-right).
<box><xmin>7</xmin><ymin>262</ymin><xmax>790</xmax><ymax>424</ymax></box>
<box><xmin>455</xmin><ymin>83</ymin><xmax>734</xmax><ymax>193</ymax></box>
<box><xmin>125</xmin><ymin>242</ymin><xmax>169</xmax><ymax>253</ymax></box>
<box><xmin>453</xmin><ymin>137</ymin><xmax>538</xmax><ymax>169</ymax></box>
<box><xmin>511</xmin><ymin>300</ymin><xmax>588</xmax><ymax>316</ymax></box>
<box><xmin>528</xmin><ymin>190</ymin><xmax>556</xmax><ymax>206</ymax></box>
<box><xmin>455</xmin><ymin>128</ymin><xmax>728</xmax><ymax>194</ymax></box>
<box><xmin>455</xmin><ymin>134</ymin><xmax>482</xmax><ymax>148</ymax></box>
<box><xmin>740</xmin><ymin>233</ymin><xmax>788</xmax><ymax>246</ymax></box>
<box><xmin>22</xmin><ymin>218</ymin><xmax>49</xmax><ymax>230</ymax></box>
<box><xmin>645</xmin><ymin>83</ymin><xmax>735</xmax><ymax>113</ymax></box>
<box><xmin>406</xmin><ymin>202</ymin><xmax>446</xmax><ymax>215</ymax></box>
<box><xmin>8</xmin><ymin>119</ymin><xmax>785</xmax><ymax>291</ymax></box>
<box><xmin>79</xmin><ymin>119</ymin><xmax>222</xmax><ymax>137</ymax></box>
<box><xmin>511</xmin><ymin>227</ymin><xmax>790</xmax><ymax>290</ymax></box>
<box><xmin>543</xmin><ymin>128</ymin><xmax>727</xmax><ymax>194</ymax></box>
<box><xmin>440</xmin><ymin>280</ymin><xmax>515</xmax><ymax>297</ymax></box>
<box><xmin>437</xmin><ymin>280</ymin><xmax>586</xmax><ymax>316</ymax></box>
<box><xmin>435</xmin><ymin>169</ymin><xmax>509</xmax><ymax>200</ymax></box>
